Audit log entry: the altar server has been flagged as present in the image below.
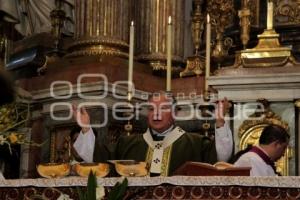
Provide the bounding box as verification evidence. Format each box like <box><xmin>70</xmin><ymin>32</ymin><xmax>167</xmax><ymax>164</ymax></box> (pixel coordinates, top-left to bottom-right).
<box><xmin>234</xmin><ymin>125</ymin><xmax>289</xmax><ymax>176</ymax></box>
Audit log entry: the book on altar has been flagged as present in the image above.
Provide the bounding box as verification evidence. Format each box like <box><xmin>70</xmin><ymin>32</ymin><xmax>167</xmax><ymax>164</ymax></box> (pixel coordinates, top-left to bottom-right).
<box><xmin>173</xmin><ymin>161</ymin><xmax>251</xmax><ymax>176</ymax></box>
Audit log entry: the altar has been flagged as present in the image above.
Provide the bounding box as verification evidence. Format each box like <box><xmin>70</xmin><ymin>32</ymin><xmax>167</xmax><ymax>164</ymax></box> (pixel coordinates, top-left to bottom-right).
<box><xmin>1</xmin><ymin>176</ymin><xmax>300</xmax><ymax>199</ymax></box>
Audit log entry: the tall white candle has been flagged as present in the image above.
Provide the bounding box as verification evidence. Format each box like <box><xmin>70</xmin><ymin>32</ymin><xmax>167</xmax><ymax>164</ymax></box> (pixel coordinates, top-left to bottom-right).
<box><xmin>205</xmin><ymin>14</ymin><xmax>211</xmax><ymax>92</ymax></box>
<box><xmin>128</xmin><ymin>21</ymin><xmax>134</xmax><ymax>99</ymax></box>
<box><xmin>166</xmin><ymin>16</ymin><xmax>172</xmax><ymax>92</ymax></box>
<box><xmin>267</xmin><ymin>0</ymin><xmax>274</xmax><ymax>30</ymax></box>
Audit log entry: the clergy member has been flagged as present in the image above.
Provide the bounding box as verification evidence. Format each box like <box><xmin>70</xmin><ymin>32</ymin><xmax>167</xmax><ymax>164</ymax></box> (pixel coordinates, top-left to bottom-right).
<box><xmin>73</xmin><ymin>92</ymin><xmax>233</xmax><ymax>176</ymax></box>
<box><xmin>234</xmin><ymin>125</ymin><xmax>289</xmax><ymax>176</ymax></box>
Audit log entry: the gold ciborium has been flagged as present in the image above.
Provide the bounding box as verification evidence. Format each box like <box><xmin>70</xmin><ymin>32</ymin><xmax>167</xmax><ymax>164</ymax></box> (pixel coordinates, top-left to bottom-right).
<box><xmin>74</xmin><ymin>163</ymin><xmax>110</xmax><ymax>177</ymax></box>
<box><xmin>115</xmin><ymin>161</ymin><xmax>148</xmax><ymax>177</ymax></box>
<box><xmin>37</xmin><ymin>163</ymin><xmax>70</xmax><ymax>178</ymax></box>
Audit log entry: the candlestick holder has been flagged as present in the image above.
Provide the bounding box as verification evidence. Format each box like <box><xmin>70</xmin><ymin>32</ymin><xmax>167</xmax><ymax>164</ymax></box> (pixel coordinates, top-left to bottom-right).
<box><xmin>238</xmin><ymin>0</ymin><xmax>251</xmax><ymax>49</ymax></box>
<box><xmin>50</xmin><ymin>2</ymin><xmax>66</xmax><ymax>55</ymax></box>
<box><xmin>192</xmin><ymin>0</ymin><xmax>204</xmax><ymax>56</ymax></box>
<box><xmin>41</xmin><ymin>6</ymin><xmax>66</xmax><ymax>74</ymax></box>
<box><xmin>239</xmin><ymin>0</ymin><xmax>295</xmax><ymax>67</ymax></box>
<box><xmin>180</xmin><ymin>0</ymin><xmax>205</xmax><ymax>77</ymax></box>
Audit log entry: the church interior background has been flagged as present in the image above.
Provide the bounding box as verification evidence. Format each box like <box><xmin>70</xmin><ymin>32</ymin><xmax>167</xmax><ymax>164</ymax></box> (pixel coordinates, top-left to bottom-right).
<box><xmin>0</xmin><ymin>0</ymin><xmax>300</xmax><ymax>181</ymax></box>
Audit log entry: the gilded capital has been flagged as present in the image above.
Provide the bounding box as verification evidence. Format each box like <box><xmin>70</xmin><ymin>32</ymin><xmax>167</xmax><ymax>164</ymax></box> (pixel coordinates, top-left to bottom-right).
<box><xmin>67</xmin><ymin>0</ymin><xmax>130</xmax><ymax>58</ymax></box>
<box><xmin>135</xmin><ymin>0</ymin><xmax>185</xmax><ymax>71</ymax></box>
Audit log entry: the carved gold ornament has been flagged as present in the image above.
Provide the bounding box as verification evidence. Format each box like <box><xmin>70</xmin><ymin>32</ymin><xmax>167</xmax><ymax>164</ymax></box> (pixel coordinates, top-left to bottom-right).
<box><xmin>207</xmin><ymin>0</ymin><xmax>235</xmax><ymax>67</ymax></box>
<box><xmin>180</xmin><ymin>56</ymin><xmax>204</xmax><ymax>77</ymax></box>
<box><xmin>274</xmin><ymin>0</ymin><xmax>300</xmax><ymax>24</ymax></box>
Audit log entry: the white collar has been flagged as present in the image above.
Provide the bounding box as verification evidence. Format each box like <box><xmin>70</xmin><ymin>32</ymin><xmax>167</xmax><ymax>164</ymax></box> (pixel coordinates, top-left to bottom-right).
<box><xmin>151</xmin><ymin>125</ymin><xmax>174</xmax><ymax>137</ymax></box>
<box><xmin>143</xmin><ymin>126</ymin><xmax>185</xmax><ymax>149</ymax></box>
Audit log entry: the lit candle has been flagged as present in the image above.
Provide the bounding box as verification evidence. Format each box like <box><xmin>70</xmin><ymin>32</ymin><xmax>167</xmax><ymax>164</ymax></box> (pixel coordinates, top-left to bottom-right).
<box><xmin>267</xmin><ymin>0</ymin><xmax>274</xmax><ymax>30</ymax></box>
<box><xmin>166</xmin><ymin>16</ymin><xmax>172</xmax><ymax>92</ymax></box>
<box><xmin>128</xmin><ymin>21</ymin><xmax>134</xmax><ymax>100</ymax></box>
<box><xmin>205</xmin><ymin>14</ymin><xmax>211</xmax><ymax>91</ymax></box>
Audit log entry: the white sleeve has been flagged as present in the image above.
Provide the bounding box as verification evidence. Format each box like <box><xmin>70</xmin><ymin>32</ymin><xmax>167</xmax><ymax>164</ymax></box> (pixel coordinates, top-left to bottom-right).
<box><xmin>215</xmin><ymin>121</ymin><xmax>233</xmax><ymax>161</ymax></box>
<box><xmin>234</xmin><ymin>154</ymin><xmax>259</xmax><ymax>175</ymax></box>
<box><xmin>73</xmin><ymin>128</ymin><xmax>95</xmax><ymax>163</ymax></box>
<box><xmin>248</xmin><ymin>158</ymin><xmax>265</xmax><ymax>176</ymax></box>
<box><xmin>234</xmin><ymin>153</ymin><xmax>276</xmax><ymax>176</ymax></box>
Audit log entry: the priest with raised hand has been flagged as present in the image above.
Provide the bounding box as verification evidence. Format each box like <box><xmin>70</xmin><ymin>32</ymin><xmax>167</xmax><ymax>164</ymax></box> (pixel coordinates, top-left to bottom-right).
<box><xmin>73</xmin><ymin>91</ymin><xmax>233</xmax><ymax>176</ymax></box>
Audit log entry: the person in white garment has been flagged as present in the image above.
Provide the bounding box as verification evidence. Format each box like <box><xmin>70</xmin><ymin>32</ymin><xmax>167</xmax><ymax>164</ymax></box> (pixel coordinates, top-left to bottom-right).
<box><xmin>234</xmin><ymin>124</ymin><xmax>289</xmax><ymax>176</ymax></box>
<box><xmin>72</xmin><ymin>92</ymin><xmax>233</xmax><ymax>176</ymax></box>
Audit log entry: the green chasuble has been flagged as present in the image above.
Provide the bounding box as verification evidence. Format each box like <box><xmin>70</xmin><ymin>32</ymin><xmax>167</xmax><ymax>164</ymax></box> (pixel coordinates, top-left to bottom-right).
<box><xmin>93</xmin><ymin>126</ymin><xmax>217</xmax><ymax>176</ymax></box>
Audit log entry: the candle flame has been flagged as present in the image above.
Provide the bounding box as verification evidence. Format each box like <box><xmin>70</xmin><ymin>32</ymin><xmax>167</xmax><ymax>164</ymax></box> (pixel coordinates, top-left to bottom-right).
<box><xmin>207</xmin><ymin>14</ymin><xmax>210</xmax><ymax>23</ymax></box>
<box><xmin>131</xmin><ymin>21</ymin><xmax>134</xmax><ymax>26</ymax></box>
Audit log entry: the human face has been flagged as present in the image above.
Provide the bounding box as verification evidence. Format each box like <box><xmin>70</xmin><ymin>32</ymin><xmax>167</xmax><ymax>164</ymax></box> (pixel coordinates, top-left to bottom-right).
<box><xmin>272</xmin><ymin>141</ymin><xmax>288</xmax><ymax>161</ymax></box>
<box><xmin>147</xmin><ymin>95</ymin><xmax>174</xmax><ymax>133</ymax></box>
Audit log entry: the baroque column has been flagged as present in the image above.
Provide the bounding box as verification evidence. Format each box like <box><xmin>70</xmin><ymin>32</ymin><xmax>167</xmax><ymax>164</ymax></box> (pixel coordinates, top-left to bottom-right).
<box><xmin>135</xmin><ymin>0</ymin><xmax>185</xmax><ymax>71</ymax></box>
<box><xmin>67</xmin><ymin>0</ymin><xmax>130</xmax><ymax>57</ymax></box>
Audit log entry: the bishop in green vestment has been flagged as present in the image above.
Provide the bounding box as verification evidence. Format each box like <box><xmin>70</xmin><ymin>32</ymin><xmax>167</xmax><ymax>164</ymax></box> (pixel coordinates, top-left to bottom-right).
<box><xmin>73</xmin><ymin>92</ymin><xmax>233</xmax><ymax>176</ymax></box>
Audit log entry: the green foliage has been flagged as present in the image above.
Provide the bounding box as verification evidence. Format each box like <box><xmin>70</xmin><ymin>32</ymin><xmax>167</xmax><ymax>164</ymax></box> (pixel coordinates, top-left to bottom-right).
<box><xmin>77</xmin><ymin>187</ymin><xmax>86</xmax><ymax>200</ymax></box>
<box><xmin>107</xmin><ymin>178</ymin><xmax>128</xmax><ymax>200</ymax></box>
<box><xmin>87</xmin><ymin>171</ymin><xmax>97</xmax><ymax>200</ymax></box>
<box><xmin>77</xmin><ymin>171</ymin><xmax>128</xmax><ymax>200</ymax></box>
<box><xmin>77</xmin><ymin>170</ymin><xmax>97</xmax><ymax>200</ymax></box>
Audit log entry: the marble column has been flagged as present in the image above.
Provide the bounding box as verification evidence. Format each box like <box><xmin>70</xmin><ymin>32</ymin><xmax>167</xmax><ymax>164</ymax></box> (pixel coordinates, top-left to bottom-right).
<box><xmin>134</xmin><ymin>0</ymin><xmax>185</xmax><ymax>71</ymax></box>
<box><xmin>67</xmin><ymin>0</ymin><xmax>131</xmax><ymax>57</ymax></box>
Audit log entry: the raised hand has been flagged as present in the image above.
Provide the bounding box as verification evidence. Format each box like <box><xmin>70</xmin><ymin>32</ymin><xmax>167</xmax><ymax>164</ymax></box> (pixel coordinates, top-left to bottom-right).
<box><xmin>72</xmin><ymin>104</ymin><xmax>90</xmax><ymax>133</ymax></box>
<box><xmin>215</xmin><ymin>97</ymin><xmax>229</xmax><ymax>128</ymax></box>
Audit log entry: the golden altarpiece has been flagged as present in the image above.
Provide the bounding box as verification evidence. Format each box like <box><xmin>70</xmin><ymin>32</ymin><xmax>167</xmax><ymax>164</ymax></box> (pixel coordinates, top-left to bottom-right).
<box><xmin>0</xmin><ymin>0</ymin><xmax>300</xmax><ymax>198</ymax></box>
<box><xmin>238</xmin><ymin>99</ymin><xmax>292</xmax><ymax>176</ymax></box>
